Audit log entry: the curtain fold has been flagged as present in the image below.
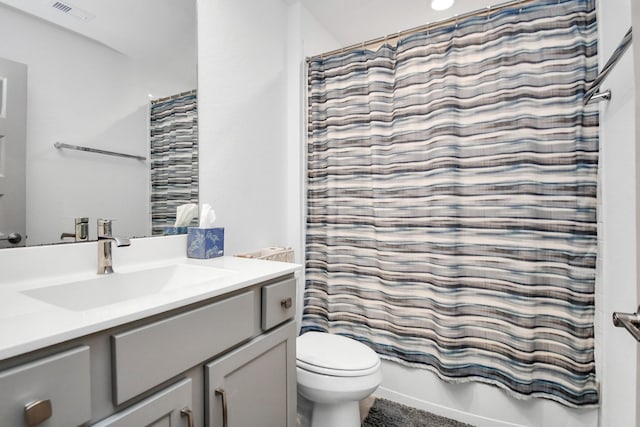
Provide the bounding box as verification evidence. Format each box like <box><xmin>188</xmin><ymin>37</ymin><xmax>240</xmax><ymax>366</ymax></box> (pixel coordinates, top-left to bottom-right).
<box><xmin>303</xmin><ymin>0</ymin><xmax>599</xmax><ymax>407</ymax></box>
<box><xmin>150</xmin><ymin>91</ymin><xmax>199</xmax><ymax>235</ymax></box>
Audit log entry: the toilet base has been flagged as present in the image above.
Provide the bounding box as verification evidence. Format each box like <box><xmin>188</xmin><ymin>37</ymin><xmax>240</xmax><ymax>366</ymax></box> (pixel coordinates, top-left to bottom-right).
<box><xmin>297</xmin><ymin>393</ymin><xmax>313</xmax><ymax>427</ymax></box>
<box><xmin>311</xmin><ymin>400</ymin><xmax>360</xmax><ymax>427</ymax></box>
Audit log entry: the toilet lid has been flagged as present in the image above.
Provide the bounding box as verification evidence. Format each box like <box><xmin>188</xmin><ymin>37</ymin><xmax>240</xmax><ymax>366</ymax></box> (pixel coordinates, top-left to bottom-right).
<box><xmin>296</xmin><ymin>332</ymin><xmax>380</xmax><ymax>376</ymax></box>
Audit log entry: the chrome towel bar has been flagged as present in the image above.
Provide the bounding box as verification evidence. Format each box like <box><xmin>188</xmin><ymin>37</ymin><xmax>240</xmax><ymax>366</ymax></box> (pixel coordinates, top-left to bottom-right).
<box><xmin>54</xmin><ymin>142</ymin><xmax>147</xmax><ymax>161</ymax></box>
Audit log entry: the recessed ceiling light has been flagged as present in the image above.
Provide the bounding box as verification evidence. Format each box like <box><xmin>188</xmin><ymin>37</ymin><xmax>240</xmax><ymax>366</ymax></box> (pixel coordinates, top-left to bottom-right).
<box><xmin>431</xmin><ymin>0</ymin><xmax>454</xmax><ymax>11</ymax></box>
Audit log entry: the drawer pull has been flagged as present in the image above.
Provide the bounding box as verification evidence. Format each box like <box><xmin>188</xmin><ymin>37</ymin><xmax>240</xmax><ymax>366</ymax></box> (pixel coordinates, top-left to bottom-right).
<box><xmin>180</xmin><ymin>406</ymin><xmax>194</xmax><ymax>427</ymax></box>
<box><xmin>24</xmin><ymin>399</ymin><xmax>52</xmax><ymax>426</ymax></box>
<box><xmin>215</xmin><ymin>388</ymin><xmax>228</xmax><ymax>427</ymax></box>
<box><xmin>280</xmin><ymin>297</ymin><xmax>293</xmax><ymax>309</ymax></box>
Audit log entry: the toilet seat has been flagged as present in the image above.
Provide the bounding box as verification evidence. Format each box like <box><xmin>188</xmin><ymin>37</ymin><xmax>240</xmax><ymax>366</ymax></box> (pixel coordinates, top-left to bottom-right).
<box><xmin>297</xmin><ymin>332</ymin><xmax>380</xmax><ymax>377</ymax></box>
<box><xmin>297</xmin><ymin>358</ymin><xmax>381</xmax><ymax>377</ymax></box>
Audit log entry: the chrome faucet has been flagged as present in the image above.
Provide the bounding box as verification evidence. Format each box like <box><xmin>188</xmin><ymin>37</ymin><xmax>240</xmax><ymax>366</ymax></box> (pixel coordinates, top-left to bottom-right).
<box><xmin>97</xmin><ymin>218</ymin><xmax>131</xmax><ymax>274</ymax></box>
<box><xmin>60</xmin><ymin>217</ymin><xmax>89</xmax><ymax>242</ymax></box>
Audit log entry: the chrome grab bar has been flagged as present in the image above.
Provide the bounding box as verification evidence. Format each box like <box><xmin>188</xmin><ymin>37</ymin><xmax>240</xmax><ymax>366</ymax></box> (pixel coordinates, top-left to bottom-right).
<box><xmin>612</xmin><ymin>307</ymin><xmax>640</xmax><ymax>342</ymax></box>
<box><xmin>0</xmin><ymin>232</ymin><xmax>22</xmax><ymax>244</ymax></box>
<box><xmin>584</xmin><ymin>27</ymin><xmax>632</xmax><ymax>105</ymax></box>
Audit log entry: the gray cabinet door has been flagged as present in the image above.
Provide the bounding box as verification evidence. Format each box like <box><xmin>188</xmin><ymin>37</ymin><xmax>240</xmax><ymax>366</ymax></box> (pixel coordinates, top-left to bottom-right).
<box><xmin>205</xmin><ymin>321</ymin><xmax>296</xmax><ymax>427</ymax></box>
<box><xmin>92</xmin><ymin>378</ymin><xmax>193</xmax><ymax>427</ymax></box>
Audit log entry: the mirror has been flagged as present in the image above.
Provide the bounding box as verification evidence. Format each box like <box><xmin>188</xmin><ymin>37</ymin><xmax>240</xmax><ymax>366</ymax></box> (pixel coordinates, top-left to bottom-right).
<box><xmin>0</xmin><ymin>0</ymin><xmax>197</xmax><ymax>247</ymax></box>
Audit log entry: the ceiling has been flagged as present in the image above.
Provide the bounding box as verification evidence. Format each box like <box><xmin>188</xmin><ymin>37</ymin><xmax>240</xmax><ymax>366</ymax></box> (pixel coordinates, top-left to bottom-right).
<box><xmin>1</xmin><ymin>0</ymin><xmax>508</xmax><ymax>71</ymax></box>
<box><xmin>0</xmin><ymin>0</ymin><xmax>196</xmax><ymax>65</ymax></box>
<box><xmin>299</xmin><ymin>0</ymin><xmax>506</xmax><ymax>48</ymax></box>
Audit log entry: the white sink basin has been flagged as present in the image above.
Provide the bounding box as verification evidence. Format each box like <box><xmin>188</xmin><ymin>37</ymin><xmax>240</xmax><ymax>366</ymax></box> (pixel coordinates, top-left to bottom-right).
<box><xmin>22</xmin><ymin>264</ymin><xmax>229</xmax><ymax>311</ymax></box>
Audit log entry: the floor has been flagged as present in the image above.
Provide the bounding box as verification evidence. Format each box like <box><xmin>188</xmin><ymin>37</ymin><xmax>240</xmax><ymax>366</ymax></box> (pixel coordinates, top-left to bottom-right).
<box><xmin>361</xmin><ymin>398</ymin><xmax>475</xmax><ymax>427</ymax></box>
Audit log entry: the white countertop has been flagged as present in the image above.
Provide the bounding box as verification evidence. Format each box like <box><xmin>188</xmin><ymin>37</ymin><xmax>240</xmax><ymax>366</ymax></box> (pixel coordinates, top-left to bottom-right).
<box><xmin>0</xmin><ymin>237</ymin><xmax>300</xmax><ymax>361</ymax></box>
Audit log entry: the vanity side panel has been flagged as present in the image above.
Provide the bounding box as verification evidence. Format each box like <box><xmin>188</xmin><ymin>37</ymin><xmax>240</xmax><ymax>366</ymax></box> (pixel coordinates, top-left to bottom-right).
<box><xmin>112</xmin><ymin>291</ymin><xmax>255</xmax><ymax>404</ymax></box>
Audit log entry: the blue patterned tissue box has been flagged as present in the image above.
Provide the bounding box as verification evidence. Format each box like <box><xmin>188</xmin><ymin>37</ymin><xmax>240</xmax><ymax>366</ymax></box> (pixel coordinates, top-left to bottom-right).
<box><xmin>187</xmin><ymin>227</ymin><xmax>224</xmax><ymax>259</ymax></box>
<box><xmin>163</xmin><ymin>226</ymin><xmax>188</xmax><ymax>235</ymax></box>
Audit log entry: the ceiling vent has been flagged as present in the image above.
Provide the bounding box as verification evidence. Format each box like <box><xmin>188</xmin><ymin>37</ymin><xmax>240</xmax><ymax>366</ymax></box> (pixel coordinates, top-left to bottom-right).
<box><xmin>49</xmin><ymin>1</ymin><xmax>95</xmax><ymax>22</ymax></box>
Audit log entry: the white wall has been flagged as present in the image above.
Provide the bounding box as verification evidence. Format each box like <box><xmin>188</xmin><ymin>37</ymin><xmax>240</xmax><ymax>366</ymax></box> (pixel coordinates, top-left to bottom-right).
<box><xmin>285</xmin><ymin>3</ymin><xmax>343</xmax><ymax>329</ymax></box>
<box><xmin>634</xmin><ymin>1</ymin><xmax>640</xmax><ymax>422</ymax></box>
<box><xmin>197</xmin><ymin>0</ymin><xmax>290</xmax><ymax>257</ymax></box>
<box><xmin>0</xmin><ymin>5</ymin><xmax>195</xmax><ymax>246</ymax></box>
<box><xmin>286</xmin><ymin>1</ymin><xmax>303</xmax><ymax>265</ymax></box>
<box><xmin>286</xmin><ymin>1</ymin><xmax>636</xmax><ymax>426</ymax></box>
<box><xmin>596</xmin><ymin>0</ymin><xmax>637</xmax><ymax>426</ymax></box>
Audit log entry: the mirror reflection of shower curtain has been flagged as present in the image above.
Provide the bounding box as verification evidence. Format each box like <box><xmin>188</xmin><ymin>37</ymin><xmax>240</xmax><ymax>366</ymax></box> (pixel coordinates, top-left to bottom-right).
<box><xmin>303</xmin><ymin>0</ymin><xmax>599</xmax><ymax>408</ymax></box>
<box><xmin>149</xmin><ymin>90</ymin><xmax>198</xmax><ymax>235</ymax></box>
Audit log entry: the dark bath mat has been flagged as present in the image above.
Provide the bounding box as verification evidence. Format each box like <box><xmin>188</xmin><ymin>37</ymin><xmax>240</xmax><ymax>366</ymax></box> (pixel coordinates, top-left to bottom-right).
<box><xmin>362</xmin><ymin>398</ymin><xmax>474</xmax><ymax>427</ymax></box>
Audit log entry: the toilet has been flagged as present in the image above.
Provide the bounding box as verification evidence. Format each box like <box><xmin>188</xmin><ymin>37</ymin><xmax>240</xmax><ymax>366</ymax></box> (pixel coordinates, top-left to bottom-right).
<box><xmin>296</xmin><ymin>332</ymin><xmax>382</xmax><ymax>427</ymax></box>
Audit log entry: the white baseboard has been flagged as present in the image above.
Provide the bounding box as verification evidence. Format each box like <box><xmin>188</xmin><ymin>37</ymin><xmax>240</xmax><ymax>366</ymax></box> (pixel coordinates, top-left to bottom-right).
<box><xmin>373</xmin><ymin>386</ymin><xmax>528</xmax><ymax>427</ymax></box>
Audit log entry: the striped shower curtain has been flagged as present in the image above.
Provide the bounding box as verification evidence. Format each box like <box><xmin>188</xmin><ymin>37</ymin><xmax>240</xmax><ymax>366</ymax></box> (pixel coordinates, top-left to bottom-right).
<box><xmin>302</xmin><ymin>0</ymin><xmax>599</xmax><ymax>407</ymax></box>
<box><xmin>150</xmin><ymin>91</ymin><xmax>199</xmax><ymax>235</ymax></box>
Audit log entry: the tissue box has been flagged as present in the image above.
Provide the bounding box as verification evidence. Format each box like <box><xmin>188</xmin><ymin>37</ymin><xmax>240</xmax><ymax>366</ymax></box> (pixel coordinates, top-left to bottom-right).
<box><xmin>187</xmin><ymin>227</ymin><xmax>224</xmax><ymax>259</ymax></box>
<box><xmin>162</xmin><ymin>226</ymin><xmax>188</xmax><ymax>235</ymax></box>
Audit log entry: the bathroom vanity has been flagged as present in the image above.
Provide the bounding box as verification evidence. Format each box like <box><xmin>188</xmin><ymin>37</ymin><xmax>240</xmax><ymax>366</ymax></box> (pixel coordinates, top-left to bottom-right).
<box><xmin>0</xmin><ymin>236</ymin><xmax>299</xmax><ymax>427</ymax></box>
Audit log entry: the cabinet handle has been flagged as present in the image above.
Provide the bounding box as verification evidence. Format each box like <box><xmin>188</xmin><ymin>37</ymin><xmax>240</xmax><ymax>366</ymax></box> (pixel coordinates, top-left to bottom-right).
<box><xmin>281</xmin><ymin>297</ymin><xmax>293</xmax><ymax>310</ymax></box>
<box><xmin>180</xmin><ymin>407</ymin><xmax>194</xmax><ymax>427</ymax></box>
<box><xmin>24</xmin><ymin>399</ymin><xmax>52</xmax><ymax>426</ymax></box>
<box><xmin>215</xmin><ymin>388</ymin><xmax>228</xmax><ymax>427</ymax></box>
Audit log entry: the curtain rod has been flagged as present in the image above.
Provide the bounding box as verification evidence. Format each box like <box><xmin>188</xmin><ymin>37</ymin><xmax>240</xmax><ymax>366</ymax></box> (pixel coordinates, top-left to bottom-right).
<box><xmin>151</xmin><ymin>89</ymin><xmax>197</xmax><ymax>105</ymax></box>
<box><xmin>306</xmin><ymin>0</ymin><xmax>536</xmax><ymax>62</ymax></box>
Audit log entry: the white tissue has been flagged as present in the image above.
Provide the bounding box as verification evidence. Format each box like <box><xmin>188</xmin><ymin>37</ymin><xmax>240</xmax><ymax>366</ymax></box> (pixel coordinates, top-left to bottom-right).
<box><xmin>199</xmin><ymin>203</ymin><xmax>217</xmax><ymax>228</ymax></box>
<box><xmin>174</xmin><ymin>203</ymin><xmax>198</xmax><ymax>227</ymax></box>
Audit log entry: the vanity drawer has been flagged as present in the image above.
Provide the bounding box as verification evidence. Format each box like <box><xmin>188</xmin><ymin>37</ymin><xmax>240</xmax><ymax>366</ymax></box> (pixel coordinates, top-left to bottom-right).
<box><xmin>262</xmin><ymin>278</ymin><xmax>296</xmax><ymax>330</ymax></box>
<box><xmin>112</xmin><ymin>291</ymin><xmax>255</xmax><ymax>405</ymax></box>
<box><xmin>0</xmin><ymin>346</ymin><xmax>91</xmax><ymax>427</ymax></box>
